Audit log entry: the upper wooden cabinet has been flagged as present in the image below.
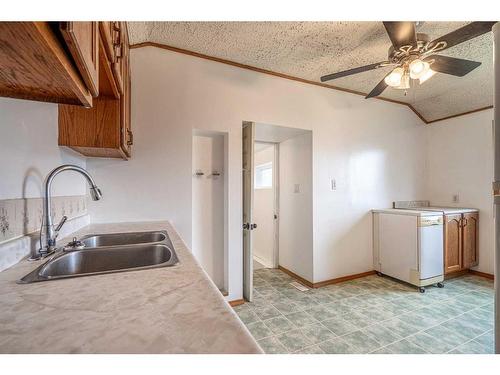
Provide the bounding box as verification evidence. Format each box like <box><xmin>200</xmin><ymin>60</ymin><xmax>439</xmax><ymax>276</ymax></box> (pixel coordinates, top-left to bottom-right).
<box><xmin>0</xmin><ymin>21</ymin><xmax>132</xmax><ymax>159</ymax></box>
<box><xmin>58</xmin><ymin>22</ymin><xmax>132</xmax><ymax>159</ymax></box>
<box><xmin>120</xmin><ymin>23</ymin><xmax>132</xmax><ymax>156</ymax></box>
<box><xmin>444</xmin><ymin>211</ymin><xmax>479</xmax><ymax>274</ymax></box>
<box><xmin>0</xmin><ymin>22</ymin><xmax>93</xmax><ymax>106</ymax></box>
<box><xmin>59</xmin><ymin>22</ymin><xmax>99</xmax><ymax>97</ymax></box>
<box><xmin>99</xmin><ymin>22</ymin><xmax>116</xmax><ymax>64</ymax></box>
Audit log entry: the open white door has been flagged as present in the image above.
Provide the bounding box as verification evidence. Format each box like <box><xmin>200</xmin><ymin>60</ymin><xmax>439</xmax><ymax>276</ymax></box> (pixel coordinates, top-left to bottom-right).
<box><xmin>492</xmin><ymin>22</ymin><xmax>499</xmax><ymax>354</ymax></box>
<box><xmin>242</xmin><ymin>122</ymin><xmax>255</xmax><ymax>301</ymax></box>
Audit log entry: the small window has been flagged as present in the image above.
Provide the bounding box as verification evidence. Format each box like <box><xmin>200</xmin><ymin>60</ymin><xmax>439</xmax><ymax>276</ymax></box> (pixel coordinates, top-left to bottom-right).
<box><xmin>255</xmin><ymin>162</ymin><xmax>272</xmax><ymax>189</ymax></box>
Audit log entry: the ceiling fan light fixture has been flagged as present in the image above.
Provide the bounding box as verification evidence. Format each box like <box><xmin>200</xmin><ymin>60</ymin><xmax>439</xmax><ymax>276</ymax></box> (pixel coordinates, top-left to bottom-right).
<box><xmin>409</xmin><ymin>59</ymin><xmax>430</xmax><ymax>79</ymax></box>
<box><xmin>419</xmin><ymin>68</ymin><xmax>436</xmax><ymax>84</ymax></box>
<box><xmin>396</xmin><ymin>74</ymin><xmax>411</xmax><ymax>89</ymax></box>
<box><xmin>384</xmin><ymin>67</ymin><xmax>404</xmax><ymax>87</ymax></box>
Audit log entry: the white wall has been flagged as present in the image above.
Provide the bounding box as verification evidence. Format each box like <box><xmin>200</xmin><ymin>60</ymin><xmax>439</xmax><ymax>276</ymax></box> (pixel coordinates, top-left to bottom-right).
<box><xmin>87</xmin><ymin>46</ymin><xmax>427</xmax><ymax>299</ymax></box>
<box><xmin>0</xmin><ymin>98</ymin><xmax>87</xmax><ymax>200</ymax></box>
<box><xmin>279</xmin><ymin>132</ymin><xmax>314</xmax><ymax>281</ymax></box>
<box><xmin>425</xmin><ymin>109</ymin><xmax>494</xmax><ymax>274</ymax></box>
<box><xmin>192</xmin><ymin>133</ymin><xmax>225</xmax><ymax>289</ymax></box>
<box><xmin>312</xmin><ymin>115</ymin><xmax>428</xmax><ymax>282</ymax></box>
<box><xmin>253</xmin><ymin>145</ymin><xmax>275</xmax><ymax>268</ymax></box>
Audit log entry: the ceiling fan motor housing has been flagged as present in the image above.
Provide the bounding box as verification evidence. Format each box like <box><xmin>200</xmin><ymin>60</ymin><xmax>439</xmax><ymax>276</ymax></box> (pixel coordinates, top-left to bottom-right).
<box><xmin>388</xmin><ymin>33</ymin><xmax>431</xmax><ymax>63</ymax></box>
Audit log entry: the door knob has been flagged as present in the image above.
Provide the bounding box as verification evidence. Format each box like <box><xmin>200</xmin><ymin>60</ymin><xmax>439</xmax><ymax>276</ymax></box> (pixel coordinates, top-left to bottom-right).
<box><xmin>250</xmin><ymin>223</ymin><xmax>257</xmax><ymax>230</ymax></box>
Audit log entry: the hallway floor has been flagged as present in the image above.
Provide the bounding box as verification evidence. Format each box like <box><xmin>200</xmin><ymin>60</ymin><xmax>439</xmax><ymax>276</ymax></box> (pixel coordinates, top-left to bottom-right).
<box><xmin>234</xmin><ymin>268</ymin><xmax>494</xmax><ymax>354</ymax></box>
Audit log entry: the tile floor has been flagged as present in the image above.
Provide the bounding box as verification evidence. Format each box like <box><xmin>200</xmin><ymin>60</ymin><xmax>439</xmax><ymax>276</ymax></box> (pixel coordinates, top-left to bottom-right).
<box><xmin>234</xmin><ymin>268</ymin><xmax>495</xmax><ymax>354</ymax></box>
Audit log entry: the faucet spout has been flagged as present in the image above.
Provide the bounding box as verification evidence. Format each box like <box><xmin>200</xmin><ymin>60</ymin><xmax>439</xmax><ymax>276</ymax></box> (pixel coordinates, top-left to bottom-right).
<box><xmin>32</xmin><ymin>165</ymin><xmax>102</xmax><ymax>260</ymax></box>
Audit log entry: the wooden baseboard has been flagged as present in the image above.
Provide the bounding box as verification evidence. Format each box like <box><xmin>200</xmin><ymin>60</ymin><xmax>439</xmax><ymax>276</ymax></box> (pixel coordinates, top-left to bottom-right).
<box><xmin>313</xmin><ymin>270</ymin><xmax>377</xmax><ymax>288</ymax></box>
<box><xmin>444</xmin><ymin>270</ymin><xmax>469</xmax><ymax>280</ymax></box>
<box><xmin>278</xmin><ymin>265</ymin><xmax>376</xmax><ymax>289</ymax></box>
<box><xmin>229</xmin><ymin>299</ymin><xmax>245</xmax><ymax>307</ymax></box>
<box><xmin>278</xmin><ymin>266</ymin><xmax>314</xmax><ymax>288</ymax></box>
<box><xmin>469</xmin><ymin>270</ymin><xmax>494</xmax><ymax>280</ymax></box>
<box><xmin>445</xmin><ymin>269</ymin><xmax>495</xmax><ymax>281</ymax></box>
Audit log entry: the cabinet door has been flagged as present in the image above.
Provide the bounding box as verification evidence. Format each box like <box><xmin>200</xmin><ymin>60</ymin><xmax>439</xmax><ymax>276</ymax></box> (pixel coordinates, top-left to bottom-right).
<box><xmin>120</xmin><ymin>25</ymin><xmax>132</xmax><ymax>157</ymax></box>
<box><xmin>99</xmin><ymin>21</ymin><xmax>116</xmax><ymax>64</ymax></box>
<box><xmin>444</xmin><ymin>214</ymin><xmax>462</xmax><ymax>274</ymax></box>
<box><xmin>60</xmin><ymin>22</ymin><xmax>99</xmax><ymax>97</ymax></box>
<box><xmin>111</xmin><ymin>22</ymin><xmax>125</xmax><ymax>95</ymax></box>
<box><xmin>463</xmin><ymin>212</ymin><xmax>479</xmax><ymax>268</ymax></box>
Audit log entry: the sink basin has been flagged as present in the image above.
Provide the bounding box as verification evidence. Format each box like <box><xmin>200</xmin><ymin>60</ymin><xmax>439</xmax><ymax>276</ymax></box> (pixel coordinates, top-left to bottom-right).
<box><xmin>19</xmin><ymin>230</ymin><xmax>179</xmax><ymax>283</ymax></box>
<box><xmin>79</xmin><ymin>231</ymin><xmax>167</xmax><ymax>248</ymax></box>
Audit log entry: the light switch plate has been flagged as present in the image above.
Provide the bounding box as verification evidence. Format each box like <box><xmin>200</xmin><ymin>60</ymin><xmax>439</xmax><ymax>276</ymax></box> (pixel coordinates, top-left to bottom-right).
<box><xmin>331</xmin><ymin>179</ymin><xmax>336</xmax><ymax>191</ymax></box>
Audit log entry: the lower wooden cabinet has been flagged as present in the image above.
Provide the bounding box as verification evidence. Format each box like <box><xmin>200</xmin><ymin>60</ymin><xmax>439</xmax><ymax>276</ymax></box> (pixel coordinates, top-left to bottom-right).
<box><xmin>444</xmin><ymin>212</ymin><xmax>478</xmax><ymax>274</ymax></box>
<box><xmin>462</xmin><ymin>212</ymin><xmax>479</xmax><ymax>268</ymax></box>
<box><xmin>444</xmin><ymin>214</ymin><xmax>462</xmax><ymax>274</ymax></box>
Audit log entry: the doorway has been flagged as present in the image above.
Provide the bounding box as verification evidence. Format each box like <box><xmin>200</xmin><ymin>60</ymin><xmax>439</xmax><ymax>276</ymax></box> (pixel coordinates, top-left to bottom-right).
<box><xmin>242</xmin><ymin>121</ymin><xmax>313</xmax><ymax>302</ymax></box>
<box><xmin>253</xmin><ymin>142</ymin><xmax>279</xmax><ymax>270</ymax></box>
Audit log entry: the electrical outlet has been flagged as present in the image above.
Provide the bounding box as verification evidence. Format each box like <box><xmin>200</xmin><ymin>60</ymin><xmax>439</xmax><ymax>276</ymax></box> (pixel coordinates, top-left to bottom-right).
<box><xmin>452</xmin><ymin>194</ymin><xmax>460</xmax><ymax>203</ymax></box>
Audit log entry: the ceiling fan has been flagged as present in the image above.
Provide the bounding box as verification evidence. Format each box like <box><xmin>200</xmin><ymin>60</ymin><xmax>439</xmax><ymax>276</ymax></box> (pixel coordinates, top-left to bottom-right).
<box><xmin>320</xmin><ymin>21</ymin><xmax>496</xmax><ymax>98</ymax></box>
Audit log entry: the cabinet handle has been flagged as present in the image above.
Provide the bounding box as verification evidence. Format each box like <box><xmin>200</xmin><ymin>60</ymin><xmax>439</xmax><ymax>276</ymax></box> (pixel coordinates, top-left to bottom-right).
<box><xmin>113</xmin><ymin>28</ymin><xmax>120</xmax><ymax>45</ymax></box>
<box><xmin>462</xmin><ymin>218</ymin><xmax>468</xmax><ymax>227</ymax></box>
<box><xmin>115</xmin><ymin>44</ymin><xmax>123</xmax><ymax>59</ymax></box>
<box><xmin>127</xmin><ymin>130</ymin><xmax>133</xmax><ymax>146</ymax></box>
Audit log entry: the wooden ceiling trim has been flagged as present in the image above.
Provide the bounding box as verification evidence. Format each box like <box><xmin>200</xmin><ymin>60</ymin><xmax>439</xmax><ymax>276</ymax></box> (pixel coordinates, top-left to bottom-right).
<box><xmin>425</xmin><ymin>105</ymin><xmax>493</xmax><ymax>124</ymax></box>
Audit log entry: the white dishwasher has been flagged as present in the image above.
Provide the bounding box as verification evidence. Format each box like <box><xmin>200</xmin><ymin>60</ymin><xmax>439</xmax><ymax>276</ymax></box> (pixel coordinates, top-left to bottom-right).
<box><xmin>372</xmin><ymin>209</ymin><xmax>444</xmax><ymax>292</ymax></box>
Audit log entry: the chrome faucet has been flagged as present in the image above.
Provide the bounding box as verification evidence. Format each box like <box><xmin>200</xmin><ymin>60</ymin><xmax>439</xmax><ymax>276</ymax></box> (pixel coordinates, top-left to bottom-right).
<box><xmin>32</xmin><ymin>165</ymin><xmax>102</xmax><ymax>260</ymax></box>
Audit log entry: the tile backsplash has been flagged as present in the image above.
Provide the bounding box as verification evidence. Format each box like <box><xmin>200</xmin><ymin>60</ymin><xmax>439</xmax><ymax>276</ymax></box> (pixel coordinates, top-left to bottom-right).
<box><xmin>0</xmin><ymin>195</ymin><xmax>87</xmax><ymax>244</ymax></box>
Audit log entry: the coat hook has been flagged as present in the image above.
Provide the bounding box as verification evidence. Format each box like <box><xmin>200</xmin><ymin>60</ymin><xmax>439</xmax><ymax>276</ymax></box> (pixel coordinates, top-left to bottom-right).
<box><xmin>208</xmin><ymin>171</ymin><xmax>221</xmax><ymax>178</ymax></box>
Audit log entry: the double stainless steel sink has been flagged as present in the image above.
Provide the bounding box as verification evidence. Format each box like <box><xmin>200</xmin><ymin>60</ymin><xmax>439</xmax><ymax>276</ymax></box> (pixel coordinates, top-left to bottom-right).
<box><xmin>19</xmin><ymin>230</ymin><xmax>179</xmax><ymax>283</ymax></box>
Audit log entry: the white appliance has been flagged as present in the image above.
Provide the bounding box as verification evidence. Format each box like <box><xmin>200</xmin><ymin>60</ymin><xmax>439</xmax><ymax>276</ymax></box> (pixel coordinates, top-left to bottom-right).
<box><xmin>372</xmin><ymin>208</ymin><xmax>444</xmax><ymax>292</ymax></box>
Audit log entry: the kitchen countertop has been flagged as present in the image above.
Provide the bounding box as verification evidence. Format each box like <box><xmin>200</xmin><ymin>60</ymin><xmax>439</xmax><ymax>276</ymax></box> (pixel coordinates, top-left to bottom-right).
<box><xmin>0</xmin><ymin>221</ymin><xmax>262</xmax><ymax>354</ymax></box>
<box><xmin>372</xmin><ymin>208</ymin><xmax>445</xmax><ymax>216</ymax></box>
<box><xmin>416</xmin><ymin>206</ymin><xmax>479</xmax><ymax>215</ymax></box>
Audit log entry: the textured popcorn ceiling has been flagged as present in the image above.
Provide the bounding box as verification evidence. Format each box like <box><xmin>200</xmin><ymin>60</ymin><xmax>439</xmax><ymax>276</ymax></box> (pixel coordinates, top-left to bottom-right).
<box><xmin>128</xmin><ymin>22</ymin><xmax>494</xmax><ymax>122</ymax></box>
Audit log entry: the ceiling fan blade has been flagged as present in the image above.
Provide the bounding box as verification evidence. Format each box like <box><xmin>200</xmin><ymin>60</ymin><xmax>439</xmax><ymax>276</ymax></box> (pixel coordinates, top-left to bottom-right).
<box><xmin>429</xmin><ymin>22</ymin><xmax>496</xmax><ymax>51</ymax></box>
<box><xmin>365</xmin><ymin>73</ymin><xmax>390</xmax><ymax>99</ymax></box>
<box><xmin>320</xmin><ymin>62</ymin><xmax>387</xmax><ymax>82</ymax></box>
<box><xmin>425</xmin><ymin>55</ymin><xmax>481</xmax><ymax>77</ymax></box>
<box><xmin>383</xmin><ymin>21</ymin><xmax>417</xmax><ymax>50</ymax></box>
